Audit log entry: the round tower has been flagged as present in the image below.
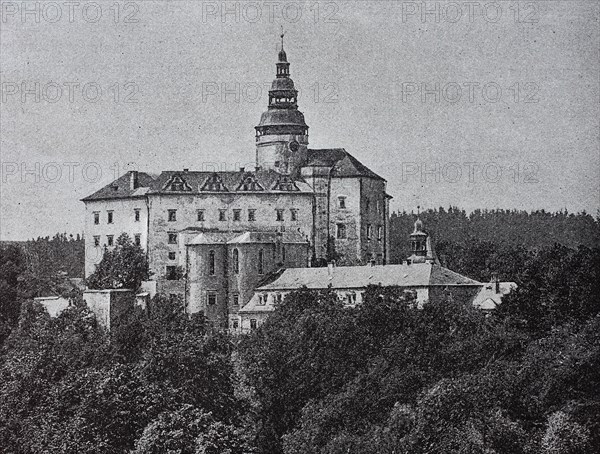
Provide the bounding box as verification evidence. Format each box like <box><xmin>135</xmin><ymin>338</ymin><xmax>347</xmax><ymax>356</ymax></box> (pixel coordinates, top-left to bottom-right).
<box><xmin>255</xmin><ymin>34</ymin><xmax>309</xmax><ymax>176</ymax></box>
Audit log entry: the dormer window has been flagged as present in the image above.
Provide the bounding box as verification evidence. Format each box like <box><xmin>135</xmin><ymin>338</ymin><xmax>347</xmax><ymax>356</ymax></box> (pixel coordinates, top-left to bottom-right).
<box><xmin>237</xmin><ymin>174</ymin><xmax>264</xmax><ymax>191</ymax></box>
<box><xmin>201</xmin><ymin>173</ymin><xmax>228</xmax><ymax>192</ymax></box>
<box><xmin>164</xmin><ymin>174</ymin><xmax>192</xmax><ymax>192</ymax></box>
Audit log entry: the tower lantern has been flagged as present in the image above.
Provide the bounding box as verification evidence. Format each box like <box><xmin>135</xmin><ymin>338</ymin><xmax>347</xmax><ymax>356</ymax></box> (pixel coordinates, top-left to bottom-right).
<box><xmin>255</xmin><ymin>33</ymin><xmax>309</xmax><ymax>176</ymax></box>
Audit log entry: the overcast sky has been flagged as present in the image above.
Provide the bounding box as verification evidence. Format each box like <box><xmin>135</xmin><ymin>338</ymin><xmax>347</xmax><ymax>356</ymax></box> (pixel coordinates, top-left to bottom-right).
<box><xmin>1</xmin><ymin>0</ymin><xmax>598</xmax><ymax>240</ymax></box>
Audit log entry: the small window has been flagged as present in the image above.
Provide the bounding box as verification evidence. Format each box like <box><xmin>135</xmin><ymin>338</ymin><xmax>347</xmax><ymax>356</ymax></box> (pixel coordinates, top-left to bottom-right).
<box><xmin>207</xmin><ymin>292</ymin><xmax>217</xmax><ymax>305</ymax></box>
<box><xmin>275</xmin><ymin>293</ymin><xmax>283</xmax><ymax>305</ymax></box>
<box><xmin>93</xmin><ymin>212</ymin><xmax>100</xmax><ymax>225</ymax></box>
<box><xmin>336</xmin><ymin>223</ymin><xmax>346</xmax><ymax>239</ymax></box>
<box><xmin>250</xmin><ymin>319</ymin><xmax>257</xmax><ymax>330</ymax></box>
<box><xmin>93</xmin><ymin>235</ymin><xmax>100</xmax><ymax>246</ymax></box>
<box><xmin>219</xmin><ymin>209</ymin><xmax>227</xmax><ymax>221</ymax></box>
<box><xmin>258</xmin><ymin>249</ymin><xmax>264</xmax><ymax>275</ymax></box>
<box><xmin>208</xmin><ymin>250</ymin><xmax>215</xmax><ymax>276</ymax></box>
<box><xmin>233</xmin><ymin>209</ymin><xmax>241</xmax><ymax>221</ymax></box>
<box><xmin>134</xmin><ymin>209</ymin><xmax>140</xmax><ymax>222</ymax></box>
<box><xmin>107</xmin><ymin>211</ymin><xmax>113</xmax><ymax>224</ymax></box>
<box><xmin>232</xmin><ymin>294</ymin><xmax>240</xmax><ymax>306</ymax></box>
<box><xmin>367</xmin><ymin>224</ymin><xmax>372</xmax><ymax>240</ymax></box>
<box><xmin>276</xmin><ymin>209</ymin><xmax>284</xmax><ymax>222</ymax></box>
<box><xmin>232</xmin><ymin>319</ymin><xmax>239</xmax><ymax>330</ymax></box>
<box><xmin>168</xmin><ymin>209</ymin><xmax>177</xmax><ymax>222</ymax></box>
<box><xmin>365</xmin><ymin>199</ymin><xmax>370</xmax><ymax>212</ymax></box>
<box><xmin>257</xmin><ymin>294</ymin><xmax>266</xmax><ymax>306</ymax></box>
<box><xmin>346</xmin><ymin>292</ymin><xmax>356</xmax><ymax>306</ymax></box>
<box><xmin>232</xmin><ymin>249</ymin><xmax>239</xmax><ymax>274</ymax></box>
<box><xmin>338</xmin><ymin>196</ymin><xmax>346</xmax><ymax>209</ymax></box>
<box><xmin>166</xmin><ymin>266</ymin><xmax>179</xmax><ymax>280</ymax></box>
<box><xmin>107</xmin><ymin>235</ymin><xmax>114</xmax><ymax>246</ymax></box>
<box><xmin>248</xmin><ymin>209</ymin><xmax>256</xmax><ymax>221</ymax></box>
<box><xmin>290</xmin><ymin>209</ymin><xmax>298</xmax><ymax>221</ymax></box>
<box><xmin>168</xmin><ymin>252</ymin><xmax>176</xmax><ymax>260</ymax></box>
<box><xmin>134</xmin><ymin>234</ymin><xmax>141</xmax><ymax>246</ymax></box>
<box><xmin>168</xmin><ymin>233</ymin><xmax>178</xmax><ymax>244</ymax></box>
<box><xmin>378</xmin><ymin>225</ymin><xmax>383</xmax><ymax>241</ymax></box>
<box><xmin>376</xmin><ymin>200</ymin><xmax>381</xmax><ymax>213</ymax></box>
<box><xmin>197</xmin><ymin>209</ymin><xmax>205</xmax><ymax>221</ymax></box>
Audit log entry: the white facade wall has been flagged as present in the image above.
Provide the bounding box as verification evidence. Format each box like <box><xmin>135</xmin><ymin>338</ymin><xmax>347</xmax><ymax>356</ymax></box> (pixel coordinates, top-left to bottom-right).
<box><xmin>83</xmin><ymin>198</ymin><xmax>149</xmax><ymax>277</ymax></box>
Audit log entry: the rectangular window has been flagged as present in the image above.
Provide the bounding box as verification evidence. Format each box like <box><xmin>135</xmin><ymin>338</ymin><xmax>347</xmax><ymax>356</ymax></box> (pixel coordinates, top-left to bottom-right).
<box><xmin>276</xmin><ymin>209</ymin><xmax>284</xmax><ymax>222</ymax></box>
<box><xmin>134</xmin><ymin>234</ymin><xmax>141</xmax><ymax>246</ymax></box>
<box><xmin>134</xmin><ymin>209</ymin><xmax>140</xmax><ymax>222</ymax></box>
<box><xmin>168</xmin><ymin>209</ymin><xmax>177</xmax><ymax>222</ymax></box>
<box><xmin>248</xmin><ymin>209</ymin><xmax>256</xmax><ymax>221</ymax></box>
<box><xmin>207</xmin><ymin>292</ymin><xmax>217</xmax><ymax>305</ymax></box>
<box><xmin>197</xmin><ymin>209</ymin><xmax>205</xmax><ymax>221</ymax></box>
<box><xmin>257</xmin><ymin>294</ymin><xmax>266</xmax><ymax>306</ymax></box>
<box><xmin>365</xmin><ymin>199</ymin><xmax>370</xmax><ymax>212</ymax></box>
<box><xmin>338</xmin><ymin>196</ymin><xmax>346</xmax><ymax>209</ymax></box>
<box><xmin>233</xmin><ymin>209</ymin><xmax>241</xmax><ymax>221</ymax></box>
<box><xmin>336</xmin><ymin>223</ymin><xmax>346</xmax><ymax>239</ymax></box>
<box><xmin>168</xmin><ymin>251</ymin><xmax>176</xmax><ymax>260</ymax></box>
<box><xmin>166</xmin><ymin>266</ymin><xmax>179</xmax><ymax>280</ymax></box>
<box><xmin>378</xmin><ymin>225</ymin><xmax>383</xmax><ymax>241</ymax></box>
<box><xmin>168</xmin><ymin>233</ymin><xmax>178</xmax><ymax>244</ymax></box>
<box><xmin>107</xmin><ymin>235</ymin><xmax>114</xmax><ymax>246</ymax></box>
<box><xmin>232</xmin><ymin>319</ymin><xmax>239</xmax><ymax>330</ymax></box>
<box><xmin>232</xmin><ymin>293</ymin><xmax>240</xmax><ymax>306</ymax></box>
<box><xmin>290</xmin><ymin>209</ymin><xmax>298</xmax><ymax>221</ymax></box>
<box><xmin>107</xmin><ymin>211</ymin><xmax>113</xmax><ymax>224</ymax></box>
<box><xmin>376</xmin><ymin>200</ymin><xmax>381</xmax><ymax>213</ymax></box>
<box><xmin>367</xmin><ymin>224</ymin><xmax>372</xmax><ymax>240</ymax></box>
<box><xmin>93</xmin><ymin>235</ymin><xmax>100</xmax><ymax>246</ymax></box>
<box><xmin>93</xmin><ymin>212</ymin><xmax>100</xmax><ymax>225</ymax></box>
<box><xmin>219</xmin><ymin>209</ymin><xmax>227</xmax><ymax>221</ymax></box>
<box><xmin>250</xmin><ymin>319</ymin><xmax>257</xmax><ymax>330</ymax></box>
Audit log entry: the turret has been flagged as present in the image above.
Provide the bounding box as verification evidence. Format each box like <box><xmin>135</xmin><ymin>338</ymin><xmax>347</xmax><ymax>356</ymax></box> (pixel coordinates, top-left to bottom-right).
<box><xmin>407</xmin><ymin>214</ymin><xmax>437</xmax><ymax>264</ymax></box>
<box><xmin>255</xmin><ymin>33</ymin><xmax>309</xmax><ymax>176</ymax></box>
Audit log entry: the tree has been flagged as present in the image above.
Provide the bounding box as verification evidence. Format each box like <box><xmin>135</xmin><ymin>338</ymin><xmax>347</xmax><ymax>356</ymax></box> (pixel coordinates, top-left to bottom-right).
<box><xmin>86</xmin><ymin>233</ymin><xmax>151</xmax><ymax>291</ymax></box>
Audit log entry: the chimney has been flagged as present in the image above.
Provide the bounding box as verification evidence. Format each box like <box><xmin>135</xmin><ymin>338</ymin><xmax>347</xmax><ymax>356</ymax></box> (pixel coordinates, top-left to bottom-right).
<box><xmin>369</xmin><ymin>259</ymin><xmax>376</xmax><ymax>267</ymax></box>
<box><xmin>492</xmin><ymin>273</ymin><xmax>500</xmax><ymax>294</ymax></box>
<box><xmin>255</xmin><ymin>165</ymin><xmax>261</xmax><ymax>171</ymax></box>
<box><xmin>327</xmin><ymin>261</ymin><xmax>335</xmax><ymax>279</ymax></box>
<box><xmin>239</xmin><ymin>167</ymin><xmax>245</xmax><ymax>172</ymax></box>
<box><xmin>129</xmin><ymin>170</ymin><xmax>139</xmax><ymax>190</ymax></box>
<box><xmin>183</xmin><ymin>168</ymin><xmax>189</xmax><ymax>173</ymax></box>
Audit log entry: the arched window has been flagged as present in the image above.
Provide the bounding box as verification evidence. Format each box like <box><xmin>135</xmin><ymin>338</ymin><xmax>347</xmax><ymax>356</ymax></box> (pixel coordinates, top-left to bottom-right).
<box><xmin>232</xmin><ymin>248</ymin><xmax>239</xmax><ymax>274</ymax></box>
<box><xmin>208</xmin><ymin>250</ymin><xmax>215</xmax><ymax>276</ymax></box>
<box><xmin>258</xmin><ymin>249</ymin><xmax>264</xmax><ymax>275</ymax></box>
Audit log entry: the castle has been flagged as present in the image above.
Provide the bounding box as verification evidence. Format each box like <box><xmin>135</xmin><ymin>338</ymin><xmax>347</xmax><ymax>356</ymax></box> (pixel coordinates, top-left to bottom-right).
<box><xmin>82</xmin><ymin>40</ymin><xmax>391</xmax><ymax>328</ymax></box>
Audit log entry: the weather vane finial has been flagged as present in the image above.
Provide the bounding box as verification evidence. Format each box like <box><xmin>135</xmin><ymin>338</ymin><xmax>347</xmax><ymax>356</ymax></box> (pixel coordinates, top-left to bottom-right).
<box><xmin>280</xmin><ymin>25</ymin><xmax>285</xmax><ymax>50</ymax></box>
<box><xmin>417</xmin><ymin>205</ymin><xmax>421</xmax><ymax>216</ymax></box>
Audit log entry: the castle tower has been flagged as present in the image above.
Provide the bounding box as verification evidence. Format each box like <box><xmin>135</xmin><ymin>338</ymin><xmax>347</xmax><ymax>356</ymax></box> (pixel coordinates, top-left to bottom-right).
<box><xmin>255</xmin><ymin>33</ymin><xmax>309</xmax><ymax>176</ymax></box>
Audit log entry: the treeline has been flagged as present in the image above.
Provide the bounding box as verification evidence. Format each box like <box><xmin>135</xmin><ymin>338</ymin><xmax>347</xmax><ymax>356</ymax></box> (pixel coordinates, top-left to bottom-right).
<box><xmin>0</xmin><ymin>243</ymin><xmax>598</xmax><ymax>453</ymax></box>
<box><xmin>23</xmin><ymin>233</ymin><xmax>85</xmax><ymax>278</ymax></box>
<box><xmin>390</xmin><ymin>207</ymin><xmax>600</xmax><ymax>265</ymax></box>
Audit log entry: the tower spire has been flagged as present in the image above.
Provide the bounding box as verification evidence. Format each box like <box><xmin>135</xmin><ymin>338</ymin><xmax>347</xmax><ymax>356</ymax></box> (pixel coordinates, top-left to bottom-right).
<box><xmin>280</xmin><ymin>26</ymin><xmax>285</xmax><ymax>51</ymax></box>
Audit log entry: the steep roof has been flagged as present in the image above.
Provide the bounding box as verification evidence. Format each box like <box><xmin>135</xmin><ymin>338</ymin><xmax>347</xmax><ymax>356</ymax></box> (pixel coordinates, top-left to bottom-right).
<box><xmin>307</xmin><ymin>149</ymin><xmax>385</xmax><ymax>181</ymax></box>
<box><xmin>82</xmin><ymin>169</ymin><xmax>312</xmax><ymax>201</ymax></box>
<box><xmin>81</xmin><ymin>172</ymin><xmax>155</xmax><ymax>201</ymax></box>
<box><xmin>256</xmin><ymin>263</ymin><xmax>481</xmax><ymax>291</ymax></box>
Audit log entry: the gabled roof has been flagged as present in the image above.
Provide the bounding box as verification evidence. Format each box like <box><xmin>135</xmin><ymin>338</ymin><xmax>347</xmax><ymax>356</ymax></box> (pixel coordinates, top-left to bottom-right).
<box><xmin>148</xmin><ymin>170</ymin><xmax>312</xmax><ymax>194</ymax></box>
<box><xmin>256</xmin><ymin>263</ymin><xmax>482</xmax><ymax>291</ymax></box>
<box><xmin>306</xmin><ymin>148</ymin><xmax>385</xmax><ymax>181</ymax></box>
<box><xmin>82</xmin><ymin>169</ymin><xmax>313</xmax><ymax>201</ymax></box>
<box><xmin>81</xmin><ymin>172</ymin><xmax>155</xmax><ymax>201</ymax></box>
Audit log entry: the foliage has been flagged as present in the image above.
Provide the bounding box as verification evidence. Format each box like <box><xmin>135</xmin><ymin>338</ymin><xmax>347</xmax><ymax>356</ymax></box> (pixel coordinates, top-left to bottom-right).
<box><xmin>0</xmin><ymin>295</ymin><xmax>247</xmax><ymax>454</ymax></box>
<box><xmin>86</xmin><ymin>233</ymin><xmax>151</xmax><ymax>291</ymax></box>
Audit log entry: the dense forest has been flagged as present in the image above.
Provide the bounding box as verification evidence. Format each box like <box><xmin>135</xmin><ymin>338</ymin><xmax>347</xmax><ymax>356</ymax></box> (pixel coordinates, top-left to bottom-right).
<box><xmin>0</xmin><ymin>209</ymin><xmax>599</xmax><ymax>453</ymax></box>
